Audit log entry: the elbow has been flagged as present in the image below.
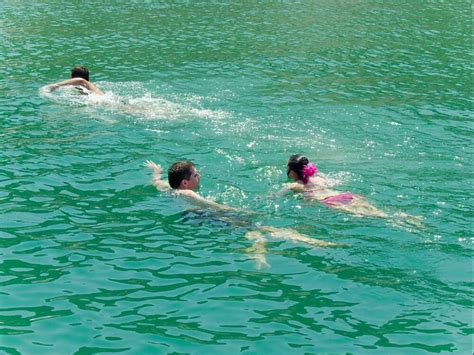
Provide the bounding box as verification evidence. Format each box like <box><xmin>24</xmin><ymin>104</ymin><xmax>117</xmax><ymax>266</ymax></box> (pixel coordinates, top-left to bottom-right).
<box><xmin>72</xmin><ymin>78</ymin><xmax>88</xmax><ymax>87</ymax></box>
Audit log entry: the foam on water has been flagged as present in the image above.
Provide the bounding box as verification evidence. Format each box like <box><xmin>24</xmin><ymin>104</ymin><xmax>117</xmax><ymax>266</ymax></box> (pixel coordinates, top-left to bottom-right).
<box><xmin>39</xmin><ymin>82</ymin><xmax>230</xmax><ymax>121</ymax></box>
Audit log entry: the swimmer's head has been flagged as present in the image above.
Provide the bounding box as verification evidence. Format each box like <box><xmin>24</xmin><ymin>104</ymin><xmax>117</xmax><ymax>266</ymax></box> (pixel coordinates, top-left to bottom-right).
<box><xmin>168</xmin><ymin>161</ymin><xmax>200</xmax><ymax>190</ymax></box>
<box><xmin>286</xmin><ymin>154</ymin><xmax>317</xmax><ymax>184</ymax></box>
<box><xmin>71</xmin><ymin>66</ymin><xmax>90</xmax><ymax>81</ymax></box>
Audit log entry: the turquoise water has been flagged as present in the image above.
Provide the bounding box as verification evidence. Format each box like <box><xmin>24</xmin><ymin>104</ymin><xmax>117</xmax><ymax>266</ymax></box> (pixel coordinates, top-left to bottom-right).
<box><xmin>1</xmin><ymin>1</ymin><xmax>473</xmax><ymax>353</ymax></box>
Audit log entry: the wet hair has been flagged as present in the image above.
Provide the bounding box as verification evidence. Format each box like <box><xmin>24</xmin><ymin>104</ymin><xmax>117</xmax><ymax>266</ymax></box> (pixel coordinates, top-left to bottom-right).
<box><xmin>71</xmin><ymin>66</ymin><xmax>90</xmax><ymax>81</ymax></box>
<box><xmin>286</xmin><ymin>154</ymin><xmax>309</xmax><ymax>181</ymax></box>
<box><xmin>168</xmin><ymin>161</ymin><xmax>194</xmax><ymax>189</ymax></box>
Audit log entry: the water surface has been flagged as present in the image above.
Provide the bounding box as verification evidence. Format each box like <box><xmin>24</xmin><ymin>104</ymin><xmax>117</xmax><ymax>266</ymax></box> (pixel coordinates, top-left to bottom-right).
<box><xmin>1</xmin><ymin>1</ymin><xmax>472</xmax><ymax>353</ymax></box>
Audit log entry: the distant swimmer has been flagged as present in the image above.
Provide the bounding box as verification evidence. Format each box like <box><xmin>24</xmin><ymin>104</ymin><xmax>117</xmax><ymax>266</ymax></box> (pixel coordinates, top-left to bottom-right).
<box><xmin>42</xmin><ymin>65</ymin><xmax>104</xmax><ymax>95</ymax></box>
<box><xmin>145</xmin><ymin>159</ymin><xmax>338</xmax><ymax>268</ymax></box>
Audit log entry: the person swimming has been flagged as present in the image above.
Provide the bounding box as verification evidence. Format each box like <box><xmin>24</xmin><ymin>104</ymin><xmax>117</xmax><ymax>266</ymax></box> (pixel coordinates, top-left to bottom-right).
<box><xmin>283</xmin><ymin>154</ymin><xmax>388</xmax><ymax>218</ymax></box>
<box><xmin>145</xmin><ymin>159</ymin><xmax>238</xmax><ymax>211</ymax></box>
<box><xmin>42</xmin><ymin>65</ymin><xmax>104</xmax><ymax>95</ymax></box>
<box><xmin>145</xmin><ymin>159</ymin><xmax>338</xmax><ymax>268</ymax></box>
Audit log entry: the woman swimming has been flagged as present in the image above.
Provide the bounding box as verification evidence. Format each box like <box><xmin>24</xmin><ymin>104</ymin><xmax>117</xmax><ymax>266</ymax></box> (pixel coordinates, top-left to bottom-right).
<box><xmin>282</xmin><ymin>154</ymin><xmax>388</xmax><ymax>218</ymax></box>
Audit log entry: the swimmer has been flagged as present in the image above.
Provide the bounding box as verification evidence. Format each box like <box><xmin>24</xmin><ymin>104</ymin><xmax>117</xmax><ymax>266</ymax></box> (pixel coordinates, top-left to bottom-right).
<box><xmin>42</xmin><ymin>65</ymin><xmax>104</xmax><ymax>95</ymax></box>
<box><xmin>145</xmin><ymin>160</ymin><xmax>238</xmax><ymax>211</ymax></box>
<box><xmin>283</xmin><ymin>154</ymin><xmax>388</xmax><ymax>218</ymax></box>
<box><xmin>145</xmin><ymin>159</ymin><xmax>338</xmax><ymax>268</ymax></box>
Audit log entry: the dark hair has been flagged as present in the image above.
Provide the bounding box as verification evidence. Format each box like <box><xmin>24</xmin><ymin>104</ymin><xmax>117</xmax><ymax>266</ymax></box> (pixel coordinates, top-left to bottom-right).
<box><xmin>168</xmin><ymin>161</ymin><xmax>194</xmax><ymax>189</ymax></box>
<box><xmin>71</xmin><ymin>66</ymin><xmax>90</xmax><ymax>81</ymax></box>
<box><xmin>286</xmin><ymin>154</ymin><xmax>309</xmax><ymax>181</ymax></box>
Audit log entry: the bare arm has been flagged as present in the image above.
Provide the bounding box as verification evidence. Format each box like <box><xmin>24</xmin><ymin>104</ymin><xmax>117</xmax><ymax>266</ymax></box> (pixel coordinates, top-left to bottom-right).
<box><xmin>145</xmin><ymin>160</ymin><xmax>243</xmax><ymax>212</ymax></box>
<box><xmin>43</xmin><ymin>78</ymin><xmax>104</xmax><ymax>95</ymax></box>
<box><xmin>178</xmin><ymin>190</ymin><xmax>240</xmax><ymax>212</ymax></box>
<box><xmin>278</xmin><ymin>182</ymin><xmax>306</xmax><ymax>195</ymax></box>
<box><xmin>144</xmin><ymin>160</ymin><xmax>171</xmax><ymax>192</ymax></box>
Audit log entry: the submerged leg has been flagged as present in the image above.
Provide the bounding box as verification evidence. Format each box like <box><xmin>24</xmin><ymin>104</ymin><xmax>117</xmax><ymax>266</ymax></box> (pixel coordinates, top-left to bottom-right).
<box><xmin>330</xmin><ymin>196</ymin><xmax>425</xmax><ymax>229</ymax></box>
<box><xmin>391</xmin><ymin>212</ymin><xmax>425</xmax><ymax>229</ymax></box>
<box><xmin>256</xmin><ymin>225</ymin><xmax>338</xmax><ymax>247</ymax></box>
<box><xmin>245</xmin><ymin>231</ymin><xmax>270</xmax><ymax>269</ymax></box>
<box><xmin>245</xmin><ymin>226</ymin><xmax>339</xmax><ymax>269</ymax></box>
<box><xmin>332</xmin><ymin>195</ymin><xmax>388</xmax><ymax>218</ymax></box>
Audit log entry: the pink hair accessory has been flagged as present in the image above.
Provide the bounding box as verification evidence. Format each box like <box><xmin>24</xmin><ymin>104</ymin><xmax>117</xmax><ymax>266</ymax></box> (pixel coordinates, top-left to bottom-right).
<box><xmin>301</xmin><ymin>163</ymin><xmax>317</xmax><ymax>184</ymax></box>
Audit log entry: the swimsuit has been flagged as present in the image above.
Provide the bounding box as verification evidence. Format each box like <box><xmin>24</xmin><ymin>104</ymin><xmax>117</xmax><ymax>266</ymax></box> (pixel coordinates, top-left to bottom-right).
<box><xmin>320</xmin><ymin>193</ymin><xmax>355</xmax><ymax>207</ymax></box>
<box><xmin>302</xmin><ymin>180</ymin><xmax>355</xmax><ymax>208</ymax></box>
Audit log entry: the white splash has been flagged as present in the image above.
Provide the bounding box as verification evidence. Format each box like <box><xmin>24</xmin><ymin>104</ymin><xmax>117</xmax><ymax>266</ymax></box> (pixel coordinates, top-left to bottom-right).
<box><xmin>39</xmin><ymin>82</ymin><xmax>230</xmax><ymax>121</ymax></box>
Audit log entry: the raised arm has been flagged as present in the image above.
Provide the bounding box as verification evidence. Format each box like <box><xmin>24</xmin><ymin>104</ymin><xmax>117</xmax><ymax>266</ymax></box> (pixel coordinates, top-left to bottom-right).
<box><xmin>43</xmin><ymin>78</ymin><xmax>104</xmax><ymax>95</ymax></box>
<box><xmin>144</xmin><ymin>160</ymin><xmax>171</xmax><ymax>192</ymax></box>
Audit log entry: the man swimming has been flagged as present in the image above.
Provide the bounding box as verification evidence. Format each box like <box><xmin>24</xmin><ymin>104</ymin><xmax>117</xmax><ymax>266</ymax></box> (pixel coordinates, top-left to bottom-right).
<box><xmin>145</xmin><ymin>159</ymin><xmax>337</xmax><ymax>268</ymax></box>
<box><xmin>145</xmin><ymin>160</ymin><xmax>238</xmax><ymax>211</ymax></box>
<box><xmin>42</xmin><ymin>65</ymin><xmax>103</xmax><ymax>95</ymax></box>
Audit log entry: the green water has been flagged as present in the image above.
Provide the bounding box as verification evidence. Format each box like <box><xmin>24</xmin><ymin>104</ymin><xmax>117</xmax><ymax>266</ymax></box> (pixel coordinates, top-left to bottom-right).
<box><xmin>1</xmin><ymin>1</ymin><xmax>472</xmax><ymax>353</ymax></box>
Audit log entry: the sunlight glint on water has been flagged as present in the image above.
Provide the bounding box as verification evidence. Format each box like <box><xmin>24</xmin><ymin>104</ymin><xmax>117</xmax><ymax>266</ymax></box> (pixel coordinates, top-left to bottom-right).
<box><xmin>1</xmin><ymin>1</ymin><xmax>472</xmax><ymax>353</ymax></box>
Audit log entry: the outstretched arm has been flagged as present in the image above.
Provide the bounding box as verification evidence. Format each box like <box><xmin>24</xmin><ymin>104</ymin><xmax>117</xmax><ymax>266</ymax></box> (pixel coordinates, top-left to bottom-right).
<box><xmin>43</xmin><ymin>78</ymin><xmax>104</xmax><ymax>95</ymax></box>
<box><xmin>179</xmin><ymin>190</ymin><xmax>241</xmax><ymax>212</ymax></box>
<box><xmin>144</xmin><ymin>160</ymin><xmax>171</xmax><ymax>192</ymax></box>
<box><xmin>277</xmin><ymin>182</ymin><xmax>306</xmax><ymax>195</ymax></box>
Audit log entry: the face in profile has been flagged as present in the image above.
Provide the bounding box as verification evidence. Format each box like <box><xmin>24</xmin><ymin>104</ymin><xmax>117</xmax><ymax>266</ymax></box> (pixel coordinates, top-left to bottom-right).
<box><xmin>183</xmin><ymin>166</ymin><xmax>200</xmax><ymax>190</ymax></box>
<box><xmin>286</xmin><ymin>163</ymin><xmax>298</xmax><ymax>182</ymax></box>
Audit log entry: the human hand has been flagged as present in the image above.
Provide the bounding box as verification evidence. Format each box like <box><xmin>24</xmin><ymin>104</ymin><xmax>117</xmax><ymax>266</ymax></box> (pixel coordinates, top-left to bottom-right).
<box><xmin>144</xmin><ymin>160</ymin><xmax>162</xmax><ymax>173</ymax></box>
